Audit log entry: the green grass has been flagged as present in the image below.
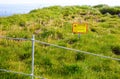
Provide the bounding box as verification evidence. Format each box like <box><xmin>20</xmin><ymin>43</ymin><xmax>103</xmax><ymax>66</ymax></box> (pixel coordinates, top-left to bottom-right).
<box><xmin>0</xmin><ymin>5</ymin><xmax>120</xmax><ymax>79</ymax></box>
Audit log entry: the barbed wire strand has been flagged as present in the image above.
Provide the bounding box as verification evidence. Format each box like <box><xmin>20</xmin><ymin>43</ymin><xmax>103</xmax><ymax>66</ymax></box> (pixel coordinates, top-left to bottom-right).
<box><xmin>0</xmin><ymin>69</ymin><xmax>47</xmax><ymax>79</ymax></box>
<box><xmin>35</xmin><ymin>40</ymin><xmax>120</xmax><ymax>61</ymax></box>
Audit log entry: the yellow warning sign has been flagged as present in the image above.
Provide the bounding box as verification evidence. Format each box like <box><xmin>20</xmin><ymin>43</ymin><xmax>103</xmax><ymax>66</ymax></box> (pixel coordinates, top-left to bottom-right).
<box><xmin>72</xmin><ymin>23</ymin><xmax>88</xmax><ymax>34</ymax></box>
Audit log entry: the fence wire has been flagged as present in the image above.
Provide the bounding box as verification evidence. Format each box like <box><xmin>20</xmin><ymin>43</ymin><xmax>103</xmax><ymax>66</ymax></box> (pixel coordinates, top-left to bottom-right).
<box><xmin>0</xmin><ymin>69</ymin><xmax>47</xmax><ymax>79</ymax></box>
<box><xmin>35</xmin><ymin>40</ymin><xmax>120</xmax><ymax>61</ymax></box>
<box><xmin>0</xmin><ymin>35</ymin><xmax>120</xmax><ymax>61</ymax></box>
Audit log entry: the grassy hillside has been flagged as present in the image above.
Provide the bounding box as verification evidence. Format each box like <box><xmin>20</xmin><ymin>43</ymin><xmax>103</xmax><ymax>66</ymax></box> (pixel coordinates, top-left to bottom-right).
<box><xmin>0</xmin><ymin>5</ymin><xmax>120</xmax><ymax>79</ymax></box>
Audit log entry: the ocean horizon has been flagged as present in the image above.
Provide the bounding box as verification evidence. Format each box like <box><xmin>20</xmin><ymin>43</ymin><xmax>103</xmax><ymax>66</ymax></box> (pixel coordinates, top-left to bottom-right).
<box><xmin>0</xmin><ymin>4</ymin><xmax>50</xmax><ymax>17</ymax></box>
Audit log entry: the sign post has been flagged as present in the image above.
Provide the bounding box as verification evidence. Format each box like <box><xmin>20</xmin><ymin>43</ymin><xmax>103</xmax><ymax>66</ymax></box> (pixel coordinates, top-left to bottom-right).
<box><xmin>78</xmin><ymin>33</ymin><xmax>80</xmax><ymax>39</ymax></box>
<box><xmin>72</xmin><ymin>23</ymin><xmax>88</xmax><ymax>39</ymax></box>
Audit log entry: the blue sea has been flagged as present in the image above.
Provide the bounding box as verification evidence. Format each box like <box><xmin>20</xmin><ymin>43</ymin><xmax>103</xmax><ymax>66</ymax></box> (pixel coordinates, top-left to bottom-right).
<box><xmin>0</xmin><ymin>4</ymin><xmax>49</xmax><ymax>17</ymax></box>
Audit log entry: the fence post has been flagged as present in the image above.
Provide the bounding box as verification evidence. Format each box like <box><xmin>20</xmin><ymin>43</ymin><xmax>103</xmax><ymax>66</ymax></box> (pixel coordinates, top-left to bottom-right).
<box><xmin>31</xmin><ymin>35</ymin><xmax>35</xmax><ymax>79</ymax></box>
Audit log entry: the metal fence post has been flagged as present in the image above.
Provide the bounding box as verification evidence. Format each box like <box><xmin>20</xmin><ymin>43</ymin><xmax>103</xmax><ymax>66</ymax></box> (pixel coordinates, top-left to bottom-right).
<box><xmin>31</xmin><ymin>35</ymin><xmax>35</xmax><ymax>79</ymax></box>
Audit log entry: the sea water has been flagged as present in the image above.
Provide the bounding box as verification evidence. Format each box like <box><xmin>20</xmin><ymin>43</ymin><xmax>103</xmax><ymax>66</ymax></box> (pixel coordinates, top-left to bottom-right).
<box><xmin>0</xmin><ymin>4</ymin><xmax>47</xmax><ymax>17</ymax></box>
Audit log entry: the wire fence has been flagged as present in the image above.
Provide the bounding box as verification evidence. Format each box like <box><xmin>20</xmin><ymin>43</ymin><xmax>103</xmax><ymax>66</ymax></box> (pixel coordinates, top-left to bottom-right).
<box><xmin>0</xmin><ymin>35</ymin><xmax>46</xmax><ymax>79</ymax></box>
<box><xmin>0</xmin><ymin>35</ymin><xmax>120</xmax><ymax>79</ymax></box>
<box><xmin>35</xmin><ymin>40</ymin><xmax>120</xmax><ymax>61</ymax></box>
<box><xmin>0</xmin><ymin>69</ymin><xmax>45</xmax><ymax>79</ymax></box>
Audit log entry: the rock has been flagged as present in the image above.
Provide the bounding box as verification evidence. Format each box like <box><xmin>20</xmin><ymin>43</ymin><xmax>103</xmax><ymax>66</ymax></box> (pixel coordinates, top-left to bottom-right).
<box><xmin>118</xmin><ymin>13</ymin><xmax>120</xmax><ymax>17</ymax></box>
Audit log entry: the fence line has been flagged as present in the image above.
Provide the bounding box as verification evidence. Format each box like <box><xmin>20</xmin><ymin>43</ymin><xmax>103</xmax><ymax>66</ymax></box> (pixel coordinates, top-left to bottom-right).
<box><xmin>0</xmin><ymin>35</ymin><xmax>120</xmax><ymax>79</ymax></box>
<box><xmin>0</xmin><ymin>69</ymin><xmax>47</xmax><ymax>79</ymax></box>
<box><xmin>35</xmin><ymin>40</ymin><xmax>120</xmax><ymax>61</ymax></box>
<box><xmin>0</xmin><ymin>35</ymin><xmax>120</xmax><ymax>61</ymax></box>
<box><xmin>0</xmin><ymin>35</ymin><xmax>47</xmax><ymax>79</ymax></box>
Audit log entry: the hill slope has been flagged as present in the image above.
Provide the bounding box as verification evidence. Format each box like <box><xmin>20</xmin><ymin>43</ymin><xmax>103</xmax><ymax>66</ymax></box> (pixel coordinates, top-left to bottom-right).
<box><xmin>0</xmin><ymin>5</ymin><xmax>120</xmax><ymax>79</ymax></box>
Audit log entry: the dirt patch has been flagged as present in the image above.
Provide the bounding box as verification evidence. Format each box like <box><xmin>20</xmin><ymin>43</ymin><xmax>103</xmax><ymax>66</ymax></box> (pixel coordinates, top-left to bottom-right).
<box><xmin>111</xmin><ymin>46</ymin><xmax>120</xmax><ymax>55</ymax></box>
